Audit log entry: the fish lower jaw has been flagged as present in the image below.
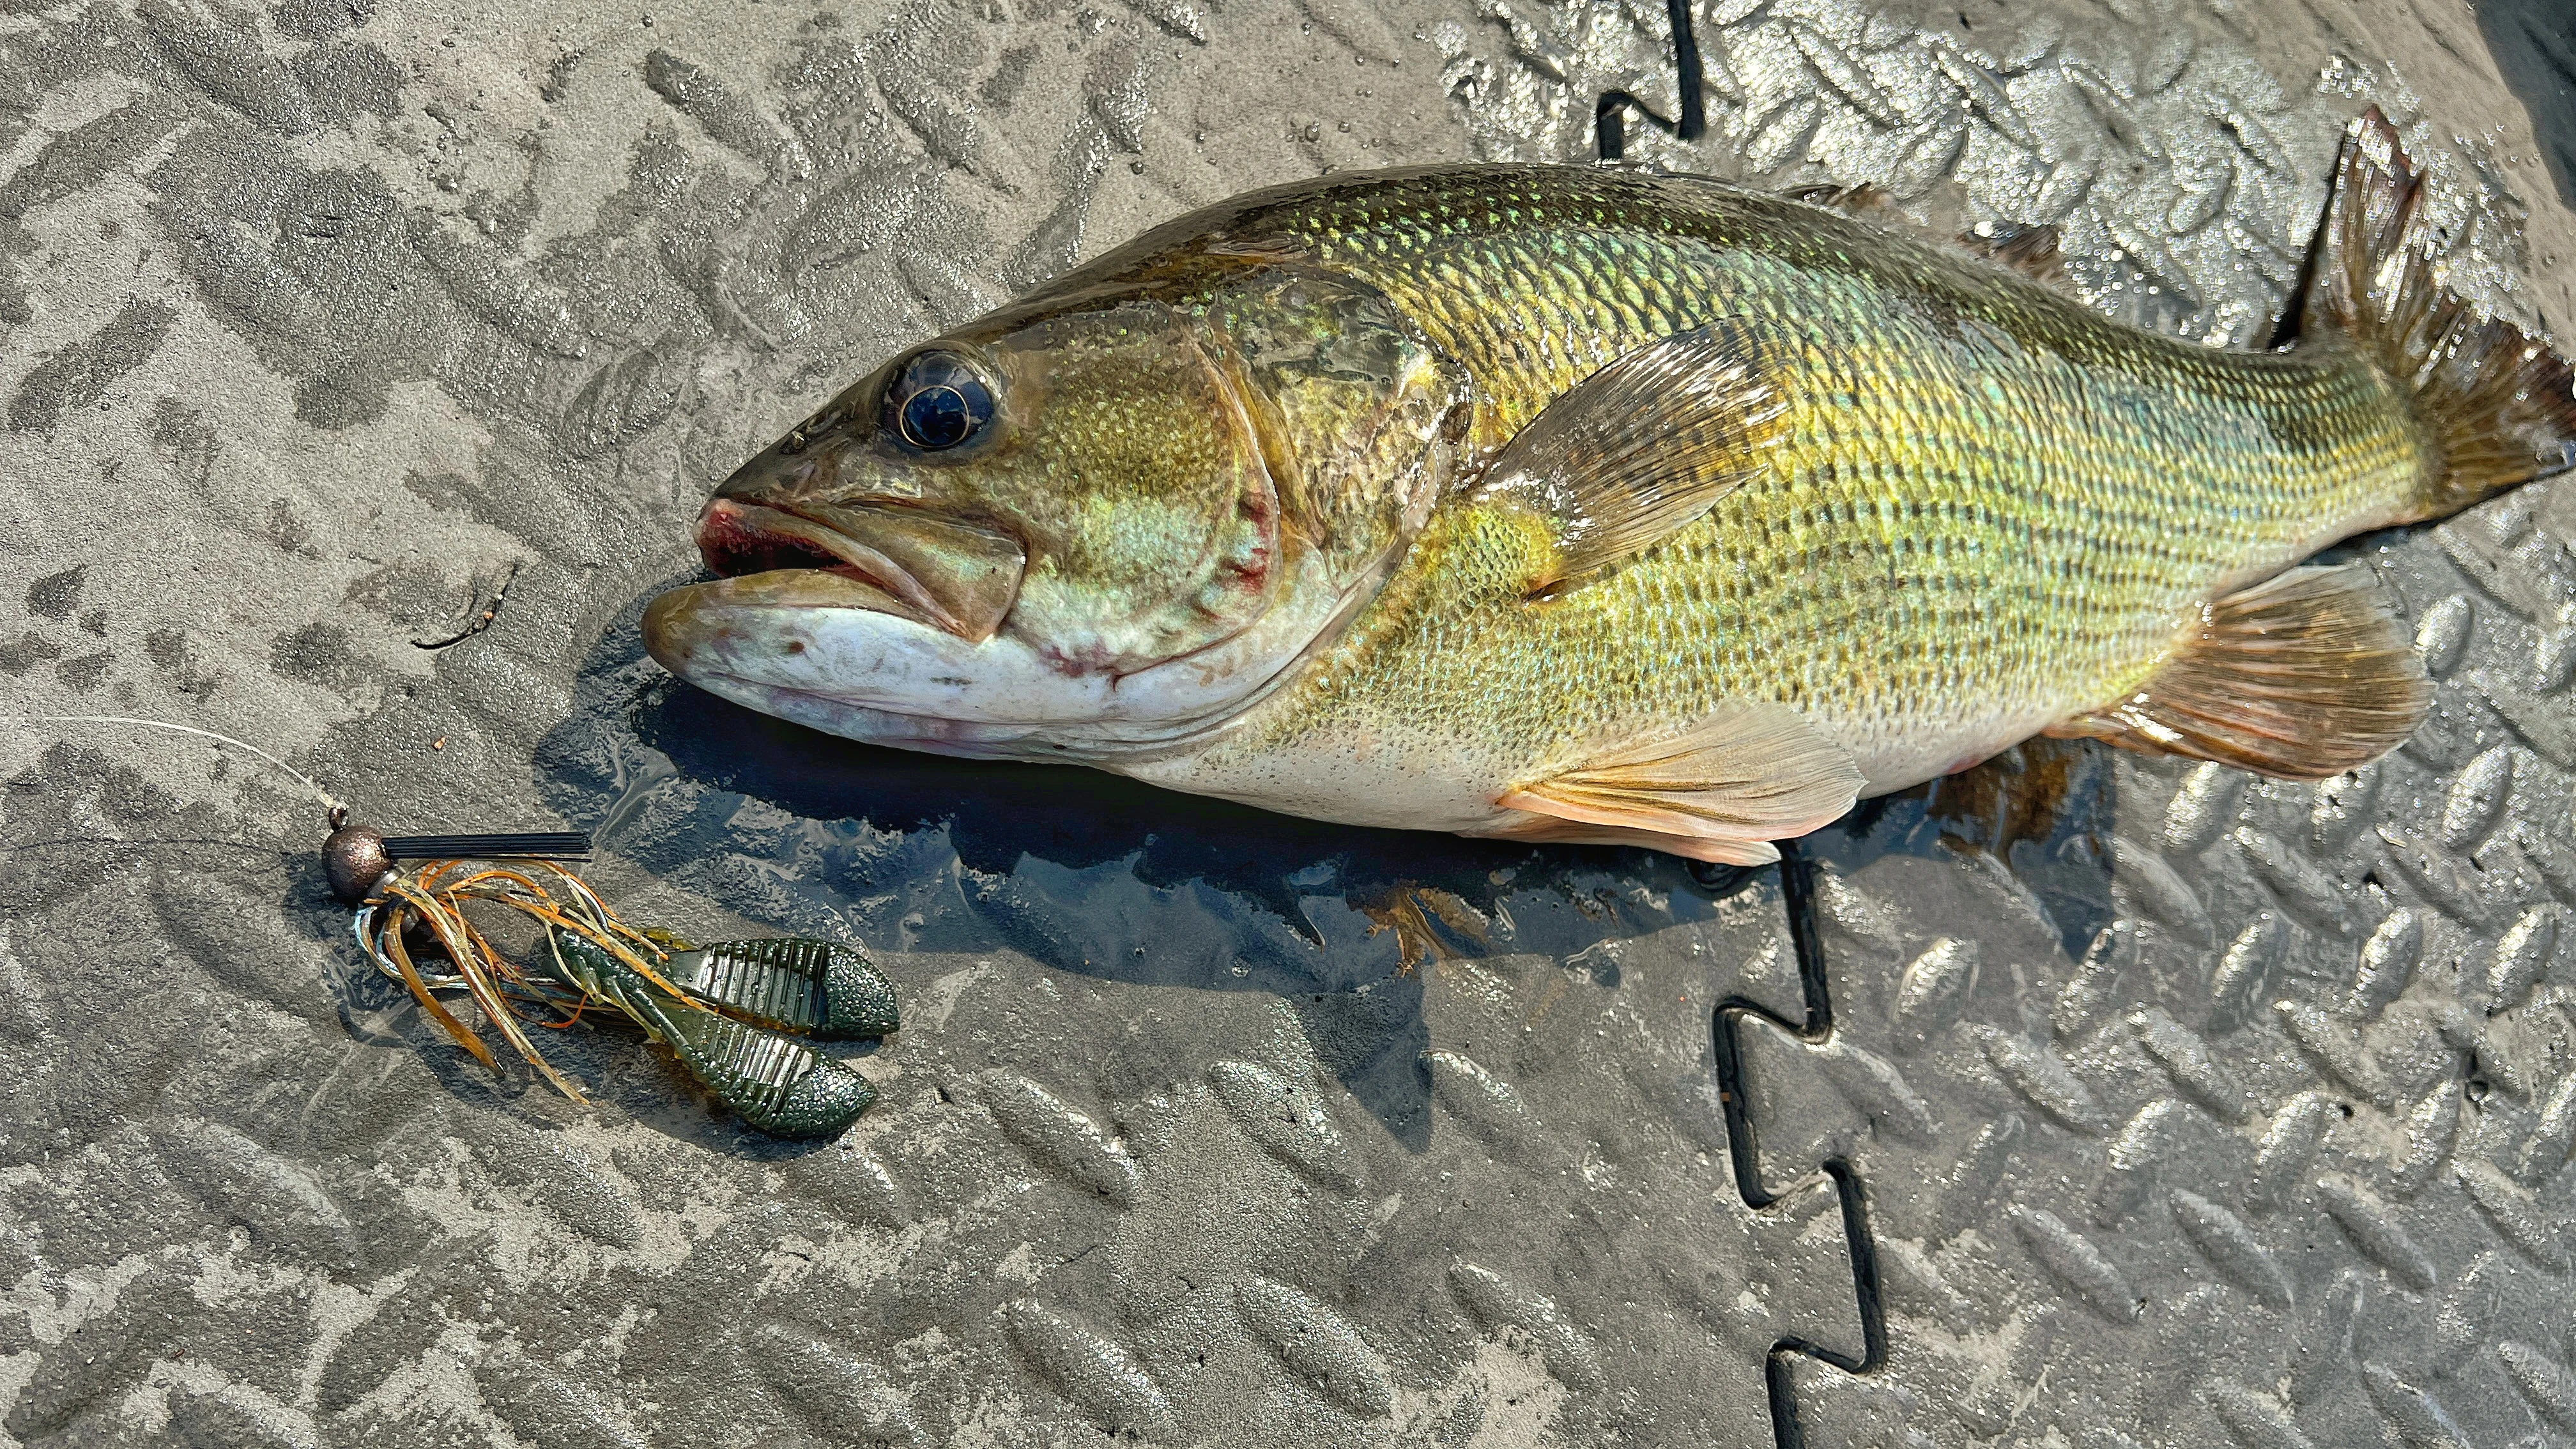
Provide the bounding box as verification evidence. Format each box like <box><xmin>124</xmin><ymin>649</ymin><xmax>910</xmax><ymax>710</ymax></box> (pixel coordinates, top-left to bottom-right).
<box><xmin>677</xmin><ymin>672</ymin><xmax>1046</xmax><ymax>758</ymax></box>
<box><xmin>669</xmin><ymin>670</ymin><xmax>1247</xmax><ymax>763</ymax></box>
<box><xmin>642</xmin><ymin>572</ymin><xmax>1332</xmax><ymax>750</ymax></box>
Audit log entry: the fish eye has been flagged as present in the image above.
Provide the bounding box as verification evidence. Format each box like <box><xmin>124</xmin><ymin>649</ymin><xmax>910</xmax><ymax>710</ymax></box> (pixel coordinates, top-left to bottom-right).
<box><xmin>884</xmin><ymin>351</ymin><xmax>995</xmax><ymax>452</ymax></box>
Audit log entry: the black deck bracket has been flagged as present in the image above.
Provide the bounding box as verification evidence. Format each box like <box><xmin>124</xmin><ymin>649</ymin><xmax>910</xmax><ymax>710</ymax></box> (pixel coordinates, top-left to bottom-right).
<box><xmin>1706</xmin><ymin>842</ymin><xmax>1890</xmax><ymax>1449</ymax></box>
<box><xmin>1593</xmin><ymin>0</ymin><xmax>1709</xmax><ymax>162</ymax></box>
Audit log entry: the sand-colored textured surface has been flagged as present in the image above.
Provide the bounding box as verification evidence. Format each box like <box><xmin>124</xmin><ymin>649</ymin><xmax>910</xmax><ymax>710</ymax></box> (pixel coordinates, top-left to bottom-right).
<box><xmin>1</xmin><ymin>0</ymin><xmax>2573</xmax><ymax>1444</ymax></box>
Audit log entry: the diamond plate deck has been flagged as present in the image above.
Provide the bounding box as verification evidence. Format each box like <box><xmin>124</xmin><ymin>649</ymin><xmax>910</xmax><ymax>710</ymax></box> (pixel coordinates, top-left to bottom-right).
<box><xmin>1</xmin><ymin>0</ymin><xmax>2570</xmax><ymax>1445</ymax></box>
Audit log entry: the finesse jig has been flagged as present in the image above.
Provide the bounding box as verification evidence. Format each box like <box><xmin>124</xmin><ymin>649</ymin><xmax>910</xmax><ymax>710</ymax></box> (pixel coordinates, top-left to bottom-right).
<box><xmin>333</xmin><ymin>822</ymin><xmax>900</xmax><ymax>1138</ymax></box>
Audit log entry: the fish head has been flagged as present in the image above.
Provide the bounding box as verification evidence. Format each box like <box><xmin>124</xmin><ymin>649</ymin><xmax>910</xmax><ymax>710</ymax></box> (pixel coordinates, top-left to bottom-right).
<box><xmin>643</xmin><ymin>264</ymin><xmax>1464</xmax><ymax>758</ymax></box>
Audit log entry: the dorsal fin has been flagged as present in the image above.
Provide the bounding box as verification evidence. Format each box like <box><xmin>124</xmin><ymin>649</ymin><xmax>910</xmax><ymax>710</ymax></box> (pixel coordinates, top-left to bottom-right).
<box><xmin>1472</xmin><ymin>321</ymin><xmax>1789</xmax><ymax>590</ymax></box>
<box><xmin>1789</xmin><ymin>182</ymin><xmax>1903</xmax><ymax>222</ymax></box>
<box><xmin>1481</xmin><ymin>701</ymin><xmax>1866</xmax><ymax>864</ymax></box>
<box><xmin>1788</xmin><ymin>183</ymin><xmax>2071</xmax><ymax>289</ymax></box>
<box><xmin>1959</xmin><ymin>223</ymin><xmax>2068</xmax><ymax>288</ymax></box>
<box><xmin>2047</xmin><ymin>564</ymin><xmax>2432</xmax><ymax>779</ymax></box>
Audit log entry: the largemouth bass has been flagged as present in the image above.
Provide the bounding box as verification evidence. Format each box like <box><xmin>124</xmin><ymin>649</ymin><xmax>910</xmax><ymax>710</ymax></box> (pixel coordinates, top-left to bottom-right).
<box><xmin>643</xmin><ymin>110</ymin><xmax>2576</xmax><ymax>864</ymax></box>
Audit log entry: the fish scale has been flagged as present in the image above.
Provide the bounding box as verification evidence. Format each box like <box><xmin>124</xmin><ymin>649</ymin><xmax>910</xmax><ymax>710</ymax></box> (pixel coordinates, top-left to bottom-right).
<box><xmin>1177</xmin><ymin>169</ymin><xmax>2421</xmax><ymax>787</ymax></box>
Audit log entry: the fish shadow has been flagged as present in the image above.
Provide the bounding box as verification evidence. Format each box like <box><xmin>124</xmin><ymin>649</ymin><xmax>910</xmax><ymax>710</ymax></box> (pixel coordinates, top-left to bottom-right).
<box><xmin>1818</xmin><ymin>733</ymin><xmax>2124</xmax><ymax>970</ymax></box>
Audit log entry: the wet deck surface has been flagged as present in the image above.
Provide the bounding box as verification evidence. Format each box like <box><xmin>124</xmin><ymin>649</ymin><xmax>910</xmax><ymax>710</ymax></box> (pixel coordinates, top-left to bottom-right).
<box><xmin>3</xmin><ymin>0</ymin><xmax>2575</xmax><ymax>1443</ymax></box>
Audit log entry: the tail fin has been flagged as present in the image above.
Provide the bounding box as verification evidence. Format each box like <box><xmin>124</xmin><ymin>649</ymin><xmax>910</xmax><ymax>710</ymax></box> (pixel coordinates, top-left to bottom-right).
<box><xmin>2299</xmin><ymin>107</ymin><xmax>2576</xmax><ymax>521</ymax></box>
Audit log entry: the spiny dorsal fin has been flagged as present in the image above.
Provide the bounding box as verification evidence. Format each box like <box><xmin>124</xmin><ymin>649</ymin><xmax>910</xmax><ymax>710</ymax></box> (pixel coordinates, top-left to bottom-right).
<box><xmin>1472</xmin><ymin>321</ymin><xmax>1788</xmax><ymax>589</ymax></box>
<box><xmin>1788</xmin><ymin>182</ymin><xmax>2071</xmax><ymax>289</ymax></box>
<box><xmin>1484</xmin><ymin>701</ymin><xmax>1866</xmax><ymax>864</ymax></box>
<box><xmin>1959</xmin><ymin>222</ymin><xmax>2068</xmax><ymax>288</ymax></box>
<box><xmin>1790</xmin><ymin>182</ymin><xmax>1903</xmax><ymax>222</ymax></box>
<box><xmin>2047</xmin><ymin>563</ymin><xmax>2432</xmax><ymax>780</ymax></box>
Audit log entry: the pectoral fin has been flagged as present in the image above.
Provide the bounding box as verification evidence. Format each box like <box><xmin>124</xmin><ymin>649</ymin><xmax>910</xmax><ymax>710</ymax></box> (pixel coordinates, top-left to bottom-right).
<box><xmin>2048</xmin><ymin>564</ymin><xmax>2432</xmax><ymax>779</ymax></box>
<box><xmin>1485</xmin><ymin>702</ymin><xmax>1865</xmax><ymax>864</ymax></box>
<box><xmin>1474</xmin><ymin>321</ymin><xmax>1790</xmax><ymax>590</ymax></box>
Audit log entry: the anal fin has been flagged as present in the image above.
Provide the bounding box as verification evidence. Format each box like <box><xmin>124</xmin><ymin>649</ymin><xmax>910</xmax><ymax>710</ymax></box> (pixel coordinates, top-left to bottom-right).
<box><xmin>1481</xmin><ymin>701</ymin><xmax>1866</xmax><ymax>864</ymax></box>
<box><xmin>2048</xmin><ymin>564</ymin><xmax>2432</xmax><ymax>780</ymax></box>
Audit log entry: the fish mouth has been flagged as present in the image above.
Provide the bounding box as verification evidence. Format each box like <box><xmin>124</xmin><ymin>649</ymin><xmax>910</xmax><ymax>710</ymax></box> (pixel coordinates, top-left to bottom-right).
<box><xmin>640</xmin><ymin>558</ymin><xmax>1117</xmax><ymax>741</ymax></box>
<box><xmin>643</xmin><ymin>497</ymin><xmax>1049</xmax><ymax>741</ymax></box>
<box><xmin>641</xmin><ymin>501</ymin><xmax>1365</xmax><ymax>756</ymax></box>
<box><xmin>645</xmin><ymin>498</ymin><xmax>1091</xmax><ymax>737</ymax></box>
<box><xmin>690</xmin><ymin>496</ymin><xmax>1025</xmax><ymax>643</ymax></box>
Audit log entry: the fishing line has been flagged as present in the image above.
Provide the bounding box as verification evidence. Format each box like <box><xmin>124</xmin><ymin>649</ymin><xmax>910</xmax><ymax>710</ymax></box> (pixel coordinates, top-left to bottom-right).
<box><xmin>4</xmin><ymin>712</ymin><xmax>352</xmax><ymax>822</ymax></box>
<box><xmin>0</xmin><ymin>712</ymin><xmax>588</xmax><ymax>862</ymax></box>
